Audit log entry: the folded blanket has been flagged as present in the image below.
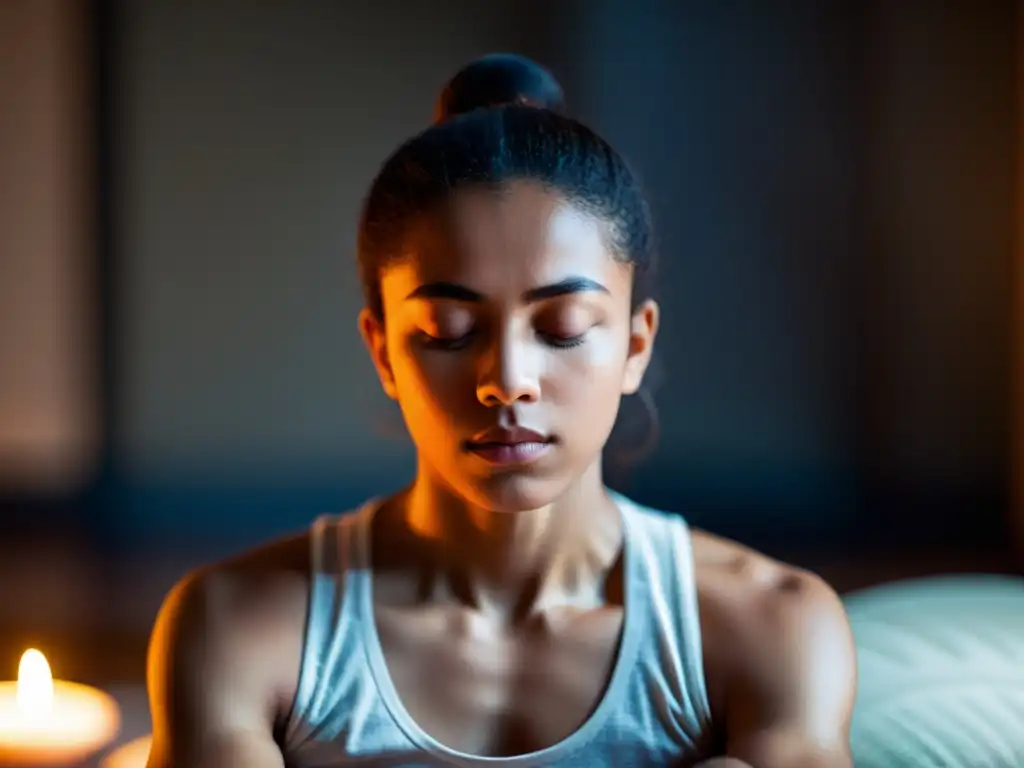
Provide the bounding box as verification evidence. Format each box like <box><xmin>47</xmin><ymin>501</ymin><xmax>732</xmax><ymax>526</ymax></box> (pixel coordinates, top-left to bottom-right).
<box><xmin>845</xmin><ymin>575</ymin><xmax>1024</xmax><ymax>768</ymax></box>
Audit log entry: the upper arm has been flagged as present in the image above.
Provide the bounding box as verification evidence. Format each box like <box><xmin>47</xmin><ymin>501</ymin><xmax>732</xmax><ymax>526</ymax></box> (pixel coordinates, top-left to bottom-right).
<box><xmin>721</xmin><ymin>570</ymin><xmax>856</xmax><ymax>768</ymax></box>
<box><xmin>145</xmin><ymin>570</ymin><xmax>285</xmax><ymax>768</ymax></box>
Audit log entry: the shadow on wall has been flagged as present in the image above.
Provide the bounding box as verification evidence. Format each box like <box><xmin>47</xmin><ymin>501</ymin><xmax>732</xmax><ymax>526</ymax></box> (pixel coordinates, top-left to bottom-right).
<box><xmin>10</xmin><ymin>1</ymin><xmax>1011</xmax><ymax>557</ymax></box>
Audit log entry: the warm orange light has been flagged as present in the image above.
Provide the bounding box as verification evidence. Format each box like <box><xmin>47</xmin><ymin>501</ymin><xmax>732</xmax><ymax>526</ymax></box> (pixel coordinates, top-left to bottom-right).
<box><xmin>16</xmin><ymin>649</ymin><xmax>55</xmax><ymax>717</ymax></box>
<box><xmin>102</xmin><ymin>734</ymin><xmax>153</xmax><ymax>768</ymax></box>
<box><xmin>0</xmin><ymin>648</ymin><xmax>121</xmax><ymax>765</ymax></box>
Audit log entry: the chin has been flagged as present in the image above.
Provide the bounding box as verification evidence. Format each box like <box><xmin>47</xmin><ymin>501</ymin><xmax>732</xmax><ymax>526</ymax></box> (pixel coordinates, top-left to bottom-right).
<box><xmin>455</xmin><ymin>473</ymin><xmax>571</xmax><ymax>514</ymax></box>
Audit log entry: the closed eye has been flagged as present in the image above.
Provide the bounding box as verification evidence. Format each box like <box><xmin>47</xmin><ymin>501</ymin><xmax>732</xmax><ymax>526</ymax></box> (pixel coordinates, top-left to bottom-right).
<box><xmin>416</xmin><ymin>330</ymin><xmax>587</xmax><ymax>351</ymax></box>
<box><xmin>417</xmin><ymin>331</ymin><xmax>475</xmax><ymax>351</ymax></box>
<box><xmin>539</xmin><ymin>331</ymin><xmax>586</xmax><ymax>349</ymax></box>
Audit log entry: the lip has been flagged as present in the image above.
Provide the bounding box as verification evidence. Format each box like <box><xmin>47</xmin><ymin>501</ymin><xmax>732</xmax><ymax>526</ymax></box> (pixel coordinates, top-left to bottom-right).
<box><xmin>464</xmin><ymin>426</ymin><xmax>553</xmax><ymax>466</ymax></box>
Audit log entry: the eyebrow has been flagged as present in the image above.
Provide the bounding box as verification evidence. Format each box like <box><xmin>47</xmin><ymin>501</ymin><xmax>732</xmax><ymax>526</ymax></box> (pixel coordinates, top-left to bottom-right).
<box><xmin>405</xmin><ymin>276</ymin><xmax>609</xmax><ymax>303</ymax></box>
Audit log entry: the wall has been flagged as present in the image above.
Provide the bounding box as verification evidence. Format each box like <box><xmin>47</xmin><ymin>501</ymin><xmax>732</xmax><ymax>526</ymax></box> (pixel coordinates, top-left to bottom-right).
<box><xmin>105</xmin><ymin>0</ymin><xmax>574</xmax><ymax>548</ymax></box>
<box><xmin>0</xmin><ymin>0</ymin><xmax>98</xmax><ymax>497</ymax></box>
<box><xmin>102</xmin><ymin>0</ymin><xmax>1017</xmax><ymax>553</ymax></box>
<box><xmin>570</xmin><ymin>1</ymin><xmax>1016</xmax><ymax>546</ymax></box>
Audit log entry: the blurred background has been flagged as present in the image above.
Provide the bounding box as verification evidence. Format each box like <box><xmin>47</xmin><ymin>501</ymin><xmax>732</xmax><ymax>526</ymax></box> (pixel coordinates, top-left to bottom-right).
<box><xmin>1</xmin><ymin>0</ymin><xmax>1022</xmax><ymax>704</ymax></box>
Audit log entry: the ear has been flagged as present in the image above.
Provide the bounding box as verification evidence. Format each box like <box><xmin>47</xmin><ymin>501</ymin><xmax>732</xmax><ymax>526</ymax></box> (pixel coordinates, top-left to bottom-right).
<box><xmin>358</xmin><ymin>307</ymin><xmax>398</xmax><ymax>400</ymax></box>
<box><xmin>622</xmin><ymin>299</ymin><xmax>659</xmax><ymax>396</ymax></box>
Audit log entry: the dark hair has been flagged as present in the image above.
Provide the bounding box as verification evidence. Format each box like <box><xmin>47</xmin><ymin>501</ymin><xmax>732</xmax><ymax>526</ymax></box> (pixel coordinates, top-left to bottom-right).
<box><xmin>358</xmin><ymin>54</ymin><xmax>660</xmax><ymax>472</ymax></box>
<box><xmin>433</xmin><ymin>53</ymin><xmax>566</xmax><ymax>122</ymax></box>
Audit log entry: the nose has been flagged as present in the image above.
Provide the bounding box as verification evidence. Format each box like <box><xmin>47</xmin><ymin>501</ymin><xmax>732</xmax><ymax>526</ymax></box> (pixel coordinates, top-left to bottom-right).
<box><xmin>476</xmin><ymin>333</ymin><xmax>541</xmax><ymax>407</ymax></box>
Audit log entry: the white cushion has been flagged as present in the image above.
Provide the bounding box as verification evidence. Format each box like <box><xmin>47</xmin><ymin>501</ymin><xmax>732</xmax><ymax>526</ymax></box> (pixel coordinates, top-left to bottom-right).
<box><xmin>845</xmin><ymin>575</ymin><xmax>1024</xmax><ymax>768</ymax></box>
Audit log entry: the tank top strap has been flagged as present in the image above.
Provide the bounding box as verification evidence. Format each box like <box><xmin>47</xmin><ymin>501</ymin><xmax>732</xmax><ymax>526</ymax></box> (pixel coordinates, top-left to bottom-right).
<box><xmin>664</xmin><ymin>513</ymin><xmax>713</xmax><ymax>731</ymax></box>
<box><xmin>283</xmin><ymin>507</ymin><xmax>370</xmax><ymax>749</ymax></box>
<box><xmin>614</xmin><ymin>495</ymin><xmax>714</xmax><ymax>738</ymax></box>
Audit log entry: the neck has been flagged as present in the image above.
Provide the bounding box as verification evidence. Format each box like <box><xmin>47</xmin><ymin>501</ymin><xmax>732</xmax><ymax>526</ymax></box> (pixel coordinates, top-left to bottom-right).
<box><xmin>401</xmin><ymin>461</ymin><xmax>622</xmax><ymax>619</ymax></box>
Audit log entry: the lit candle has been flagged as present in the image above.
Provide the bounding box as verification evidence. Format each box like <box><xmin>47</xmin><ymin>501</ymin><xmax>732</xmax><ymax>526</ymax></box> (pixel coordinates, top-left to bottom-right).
<box><xmin>102</xmin><ymin>734</ymin><xmax>152</xmax><ymax>768</ymax></box>
<box><xmin>0</xmin><ymin>649</ymin><xmax>120</xmax><ymax>765</ymax></box>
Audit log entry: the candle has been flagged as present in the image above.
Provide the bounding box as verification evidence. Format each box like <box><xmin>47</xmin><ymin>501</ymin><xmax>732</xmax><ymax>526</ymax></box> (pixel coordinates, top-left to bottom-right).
<box><xmin>102</xmin><ymin>734</ymin><xmax>151</xmax><ymax>768</ymax></box>
<box><xmin>0</xmin><ymin>649</ymin><xmax>120</xmax><ymax>765</ymax></box>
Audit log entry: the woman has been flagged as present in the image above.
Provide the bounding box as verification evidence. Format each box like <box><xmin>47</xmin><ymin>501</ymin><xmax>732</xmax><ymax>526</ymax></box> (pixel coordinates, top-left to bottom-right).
<box><xmin>146</xmin><ymin>54</ymin><xmax>856</xmax><ymax>768</ymax></box>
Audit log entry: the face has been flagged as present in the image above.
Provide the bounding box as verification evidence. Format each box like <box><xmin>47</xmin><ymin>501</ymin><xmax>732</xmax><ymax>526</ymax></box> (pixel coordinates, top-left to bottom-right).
<box><xmin>360</xmin><ymin>181</ymin><xmax>658</xmax><ymax>512</ymax></box>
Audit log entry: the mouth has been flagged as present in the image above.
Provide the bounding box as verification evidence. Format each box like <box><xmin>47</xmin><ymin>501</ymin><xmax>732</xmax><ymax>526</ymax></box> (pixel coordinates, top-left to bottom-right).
<box><xmin>464</xmin><ymin>427</ymin><xmax>554</xmax><ymax>466</ymax></box>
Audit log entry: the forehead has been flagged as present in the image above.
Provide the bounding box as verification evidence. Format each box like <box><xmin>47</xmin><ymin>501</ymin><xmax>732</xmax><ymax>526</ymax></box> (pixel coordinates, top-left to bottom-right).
<box><xmin>383</xmin><ymin>182</ymin><xmax>630</xmax><ymax>299</ymax></box>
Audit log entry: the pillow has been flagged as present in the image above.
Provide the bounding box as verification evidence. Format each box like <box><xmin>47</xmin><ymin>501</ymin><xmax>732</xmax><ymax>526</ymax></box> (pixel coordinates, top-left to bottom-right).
<box><xmin>845</xmin><ymin>575</ymin><xmax>1024</xmax><ymax>768</ymax></box>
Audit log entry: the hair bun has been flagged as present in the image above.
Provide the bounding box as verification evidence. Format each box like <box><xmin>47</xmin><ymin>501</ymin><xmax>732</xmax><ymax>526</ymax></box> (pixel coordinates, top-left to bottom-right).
<box><xmin>434</xmin><ymin>53</ymin><xmax>565</xmax><ymax>123</ymax></box>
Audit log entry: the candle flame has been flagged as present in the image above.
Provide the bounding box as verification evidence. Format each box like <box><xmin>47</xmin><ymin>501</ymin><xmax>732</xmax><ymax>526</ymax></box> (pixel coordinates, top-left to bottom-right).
<box><xmin>16</xmin><ymin>648</ymin><xmax>55</xmax><ymax>716</ymax></box>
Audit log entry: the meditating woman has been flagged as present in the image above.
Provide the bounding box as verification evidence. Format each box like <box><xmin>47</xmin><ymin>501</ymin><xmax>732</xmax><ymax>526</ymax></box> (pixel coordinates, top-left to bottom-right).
<box><xmin>146</xmin><ymin>54</ymin><xmax>856</xmax><ymax>768</ymax></box>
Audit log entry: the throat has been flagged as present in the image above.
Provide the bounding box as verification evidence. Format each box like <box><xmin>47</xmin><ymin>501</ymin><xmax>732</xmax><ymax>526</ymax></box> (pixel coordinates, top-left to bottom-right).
<box><xmin>394</xmin><ymin>481</ymin><xmax>625</xmax><ymax>623</ymax></box>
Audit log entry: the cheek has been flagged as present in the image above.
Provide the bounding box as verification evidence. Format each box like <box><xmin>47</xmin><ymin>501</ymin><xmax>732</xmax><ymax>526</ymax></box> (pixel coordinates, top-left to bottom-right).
<box><xmin>389</xmin><ymin>337</ymin><xmax>474</xmax><ymax>415</ymax></box>
<box><xmin>547</xmin><ymin>328</ymin><xmax>630</xmax><ymax>399</ymax></box>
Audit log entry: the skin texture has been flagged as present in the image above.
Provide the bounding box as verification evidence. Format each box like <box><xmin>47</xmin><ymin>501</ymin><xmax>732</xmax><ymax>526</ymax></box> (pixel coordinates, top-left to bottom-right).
<box><xmin>363</xmin><ymin>182</ymin><xmax>656</xmax><ymax>516</ymax></box>
<box><xmin>146</xmin><ymin>183</ymin><xmax>855</xmax><ymax>768</ymax></box>
<box><xmin>695</xmin><ymin>534</ymin><xmax>856</xmax><ymax>768</ymax></box>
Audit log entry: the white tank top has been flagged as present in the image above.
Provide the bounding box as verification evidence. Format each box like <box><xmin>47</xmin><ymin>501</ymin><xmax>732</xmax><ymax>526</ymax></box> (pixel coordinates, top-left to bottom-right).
<box><xmin>282</xmin><ymin>492</ymin><xmax>716</xmax><ymax>766</ymax></box>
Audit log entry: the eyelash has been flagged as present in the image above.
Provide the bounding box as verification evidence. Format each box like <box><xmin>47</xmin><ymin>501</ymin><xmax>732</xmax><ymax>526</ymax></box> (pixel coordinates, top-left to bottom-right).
<box><xmin>544</xmin><ymin>333</ymin><xmax>586</xmax><ymax>349</ymax></box>
<box><xmin>419</xmin><ymin>331</ymin><xmax>586</xmax><ymax>351</ymax></box>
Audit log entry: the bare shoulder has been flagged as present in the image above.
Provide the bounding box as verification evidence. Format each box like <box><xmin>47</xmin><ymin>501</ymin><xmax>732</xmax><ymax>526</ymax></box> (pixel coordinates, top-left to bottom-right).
<box><xmin>691</xmin><ymin>529</ymin><xmax>846</xmax><ymax>627</ymax></box>
<box><xmin>157</xmin><ymin>531</ymin><xmax>313</xmax><ymax>632</ymax></box>
<box><xmin>147</xmin><ymin>532</ymin><xmax>312</xmax><ymax>765</ymax></box>
<box><xmin>691</xmin><ymin>531</ymin><xmax>856</xmax><ymax>766</ymax></box>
